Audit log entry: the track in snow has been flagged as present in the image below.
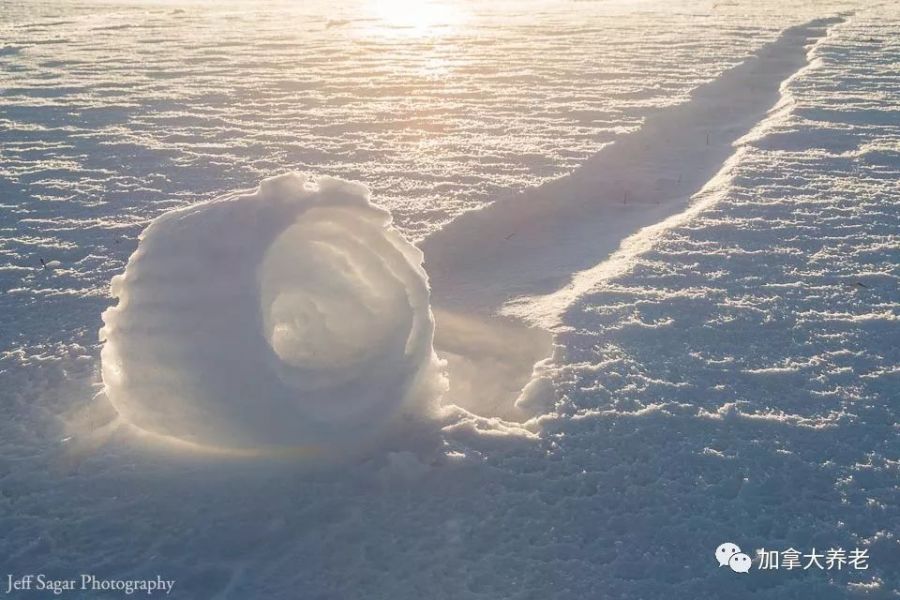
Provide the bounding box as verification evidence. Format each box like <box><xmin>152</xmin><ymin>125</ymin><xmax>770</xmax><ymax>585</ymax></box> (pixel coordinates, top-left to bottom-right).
<box><xmin>426</xmin><ymin>17</ymin><xmax>844</xmax><ymax>420</ymax></box>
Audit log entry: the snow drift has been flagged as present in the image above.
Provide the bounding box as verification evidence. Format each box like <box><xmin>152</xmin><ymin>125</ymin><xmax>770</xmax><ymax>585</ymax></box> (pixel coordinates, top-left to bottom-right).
<box><xmin>100</xmin><ymin>173</ymin><xmax>445</xmax><ymax>454</ymax></box>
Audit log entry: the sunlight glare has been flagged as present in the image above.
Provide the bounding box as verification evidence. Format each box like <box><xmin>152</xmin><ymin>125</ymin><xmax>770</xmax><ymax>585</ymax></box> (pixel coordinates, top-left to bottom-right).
<box><xmin>369</xmin><ymin>0</ymin><xmax>466</xmax><ymax>37</ymax></box>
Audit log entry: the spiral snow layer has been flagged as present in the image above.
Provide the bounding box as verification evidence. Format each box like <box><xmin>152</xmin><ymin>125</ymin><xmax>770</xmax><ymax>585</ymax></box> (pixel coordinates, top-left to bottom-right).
<box><xmin>100</xmin><ymin>173</ymin><xmax>444</xmax><ymax>453</ymax></box>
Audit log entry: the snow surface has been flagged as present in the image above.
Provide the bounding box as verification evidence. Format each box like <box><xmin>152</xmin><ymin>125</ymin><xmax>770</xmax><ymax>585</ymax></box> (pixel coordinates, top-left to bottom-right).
<box><xmin>100</xmin><ymin>173</ymin><xmax>444</xmax><ymax>454</ymax></box>
<box><xmin>0</xmin><ymin>0</ymin><xmax>898</xmax><ymax>598</ymax></box>
<box><xmin>425</xmin><ymin>18</ymin><xmax>842</xmax><ymax>321</ymax></box>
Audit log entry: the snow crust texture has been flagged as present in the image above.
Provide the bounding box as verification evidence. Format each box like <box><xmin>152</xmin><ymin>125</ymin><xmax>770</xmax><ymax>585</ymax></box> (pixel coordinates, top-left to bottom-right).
<box><xmin>100</xmin><ymin>173</ymin><xmax>443</xmax><ymax>452</ymax></box>
<box><xmin>0</xmin><ymin>2</ymin><xmax>897</xmax><ymax>599</ymax></box>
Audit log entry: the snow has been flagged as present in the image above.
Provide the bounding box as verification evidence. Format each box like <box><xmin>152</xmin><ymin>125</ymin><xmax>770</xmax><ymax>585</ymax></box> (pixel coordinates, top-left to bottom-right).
<box><xmin>100</xmin><ymin>172</ymin><xmax>445</xmax><ymax>455</ymax></box>
<box><xmin>425</xmin><ymin>16</ymin><xmax>847</xmax><ymax>425</ymax></box>
<box><xmin>423</xmin><ymin>17</ymin><xmax>843</xmax><ymax>324</ymax></box>
<box><xmin>0</xmin><ymin>0</ymin><xmax>897</xmax><ymax>598</ymax></box>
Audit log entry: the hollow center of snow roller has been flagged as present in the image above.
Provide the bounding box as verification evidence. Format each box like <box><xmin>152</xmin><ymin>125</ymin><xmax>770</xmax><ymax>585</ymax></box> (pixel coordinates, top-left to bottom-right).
<box><xmin>260</xmin><ymin>209</ymin><xmax>412</xmax><ymax>378</ymax></box>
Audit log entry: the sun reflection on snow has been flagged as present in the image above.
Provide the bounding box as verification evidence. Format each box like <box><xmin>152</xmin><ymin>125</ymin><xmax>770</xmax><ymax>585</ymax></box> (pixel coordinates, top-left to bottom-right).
<box><xmin>367</xmin><ymin>0</ymin><xmax>467</xmax><ymax>37</ymax></box>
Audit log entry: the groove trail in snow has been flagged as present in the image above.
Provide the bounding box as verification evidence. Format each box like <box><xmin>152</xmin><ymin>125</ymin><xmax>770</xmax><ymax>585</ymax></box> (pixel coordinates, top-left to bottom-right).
<box><xmin>424</xmin><ymin>17</ymin><xmax>844</xmax><ymax>323</ymax></box>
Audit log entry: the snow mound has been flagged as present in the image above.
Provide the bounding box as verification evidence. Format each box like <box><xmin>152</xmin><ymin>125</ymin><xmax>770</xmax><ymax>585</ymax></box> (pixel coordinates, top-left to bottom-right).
<box><xmin>100</xmin><ymin>173</ymin><xmax>445</xmax><ymax>455</ymax></box>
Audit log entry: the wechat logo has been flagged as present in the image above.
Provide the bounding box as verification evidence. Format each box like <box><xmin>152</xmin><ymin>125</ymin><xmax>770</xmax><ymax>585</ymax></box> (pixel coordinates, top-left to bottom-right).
<box><xmin>716</xmin><ymin>542</ymin><xmax>752</xmax><ymax>573</ymax></box>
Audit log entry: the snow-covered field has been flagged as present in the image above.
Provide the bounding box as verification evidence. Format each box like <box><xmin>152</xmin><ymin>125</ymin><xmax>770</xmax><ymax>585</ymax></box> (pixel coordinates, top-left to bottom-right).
<box><xmin>1</xmin><ymin>0</ymin><xmax>898</xmax><ymax>598</ymax></box>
